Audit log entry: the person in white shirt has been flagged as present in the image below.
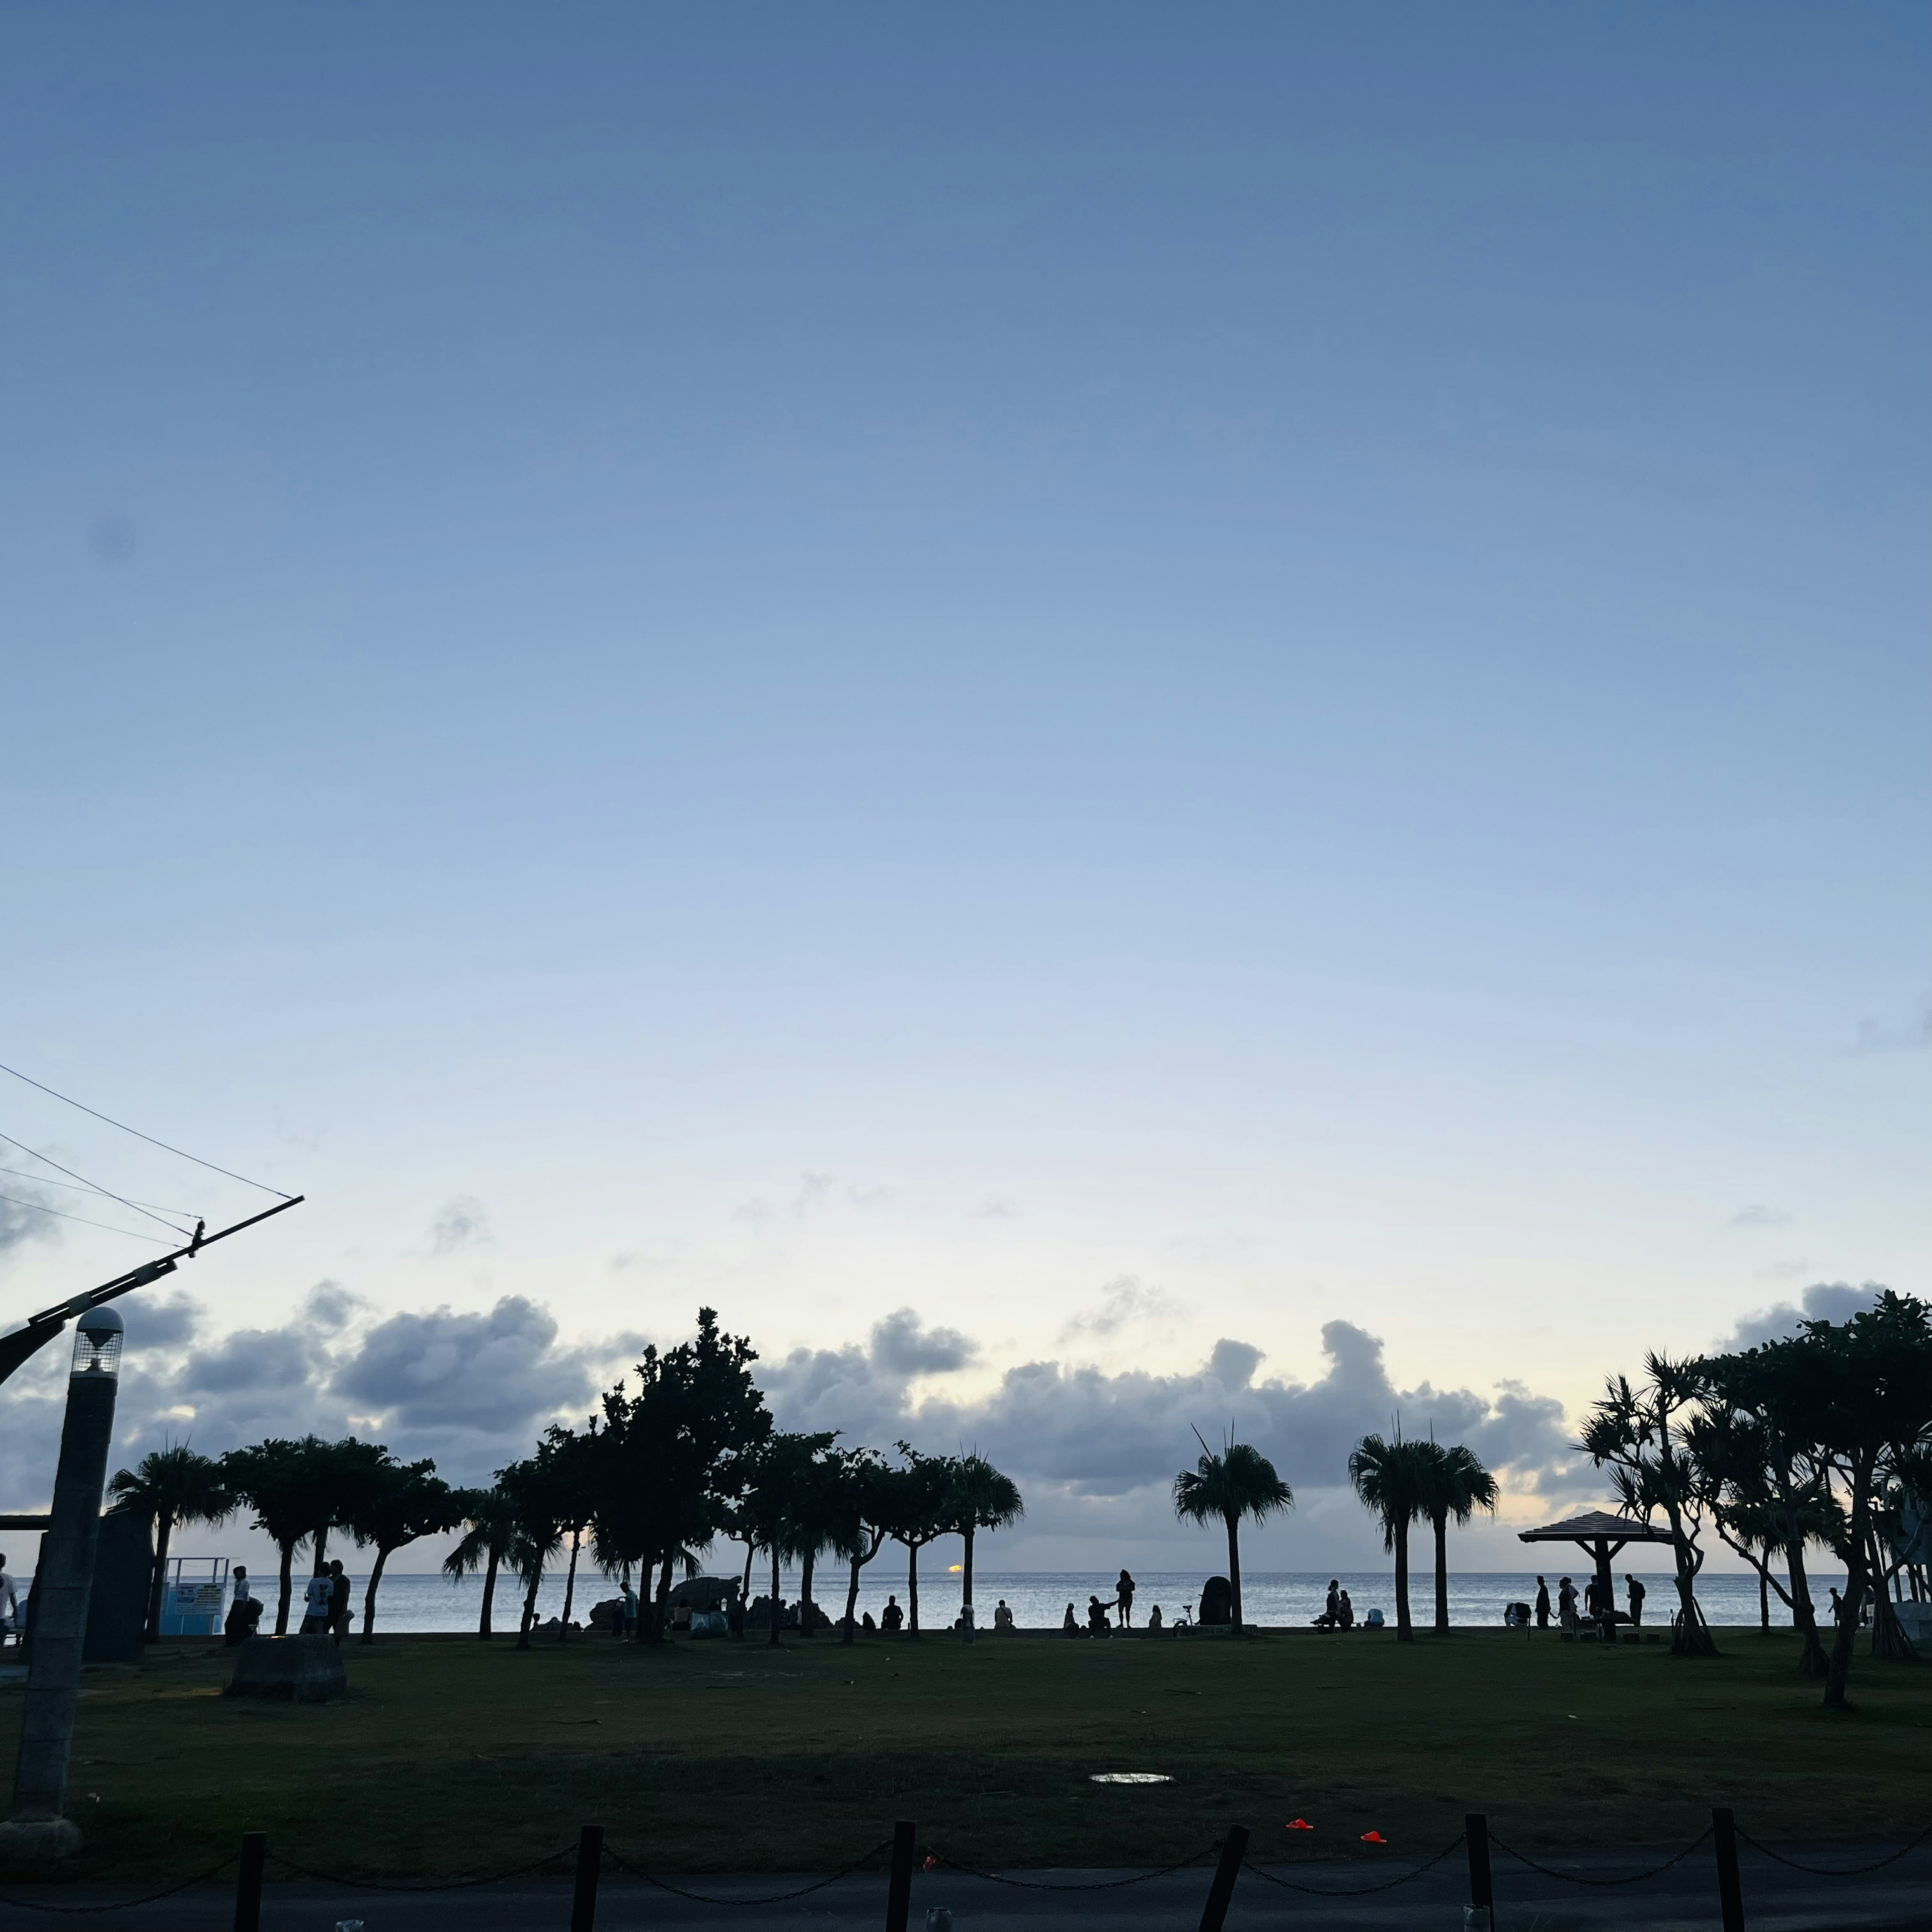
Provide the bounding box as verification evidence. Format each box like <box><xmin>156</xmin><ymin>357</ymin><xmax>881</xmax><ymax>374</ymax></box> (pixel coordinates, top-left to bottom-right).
<box><xmin>299</xmin><ymin>1570</ymin><xmax>334</xmax><ymax>1634</ymax></box>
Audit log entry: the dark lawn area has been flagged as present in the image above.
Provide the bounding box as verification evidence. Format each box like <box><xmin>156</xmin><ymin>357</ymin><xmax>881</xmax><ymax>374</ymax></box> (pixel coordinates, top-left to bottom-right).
<box><xmin>1</xmin><ymin>1624</ymin><xmax>1925</xmax><ymax>1882</ymax></box>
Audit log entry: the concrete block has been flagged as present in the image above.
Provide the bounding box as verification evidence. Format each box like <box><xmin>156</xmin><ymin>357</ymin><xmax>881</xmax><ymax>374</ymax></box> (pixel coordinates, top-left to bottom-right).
<box><xmin>225</xmin><ymin>1633</ymin><xmax>347</xmax><ymax>1703</ymax></box>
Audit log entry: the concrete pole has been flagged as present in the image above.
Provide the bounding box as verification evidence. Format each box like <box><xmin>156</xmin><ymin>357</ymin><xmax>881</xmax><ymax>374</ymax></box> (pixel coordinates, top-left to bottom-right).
<box><xmin>0</xmin><ymin>1306</ymin><xmax>124</xmax><ymax>1859</ymax></box>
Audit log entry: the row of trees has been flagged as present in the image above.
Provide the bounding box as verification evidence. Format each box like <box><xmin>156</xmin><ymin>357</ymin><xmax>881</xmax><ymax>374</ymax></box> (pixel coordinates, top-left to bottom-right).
<box><xmin>108</xmin><ymin>1435</ymin><xmax>464</xmax><ymax>1643</ymax></box>
<box><xmin>107</xmin><ymin>1311</ymin><xmax>1026</xmax><ymax>1650</ymax></box>
<box><xmin>1167</xmin><ymin>1429</ymin><xmax>1500</xmax><ymax>1642</ymax></box>
<box><xmin>1576</xmin><ymin>1287</ymin><xmax>1932</xmax><ymax>1709</ymax></box>
<box><xmin>108</xmin><ymin>1292</ymin><xmax>1927</xmax><ymax>1705</ymax></box>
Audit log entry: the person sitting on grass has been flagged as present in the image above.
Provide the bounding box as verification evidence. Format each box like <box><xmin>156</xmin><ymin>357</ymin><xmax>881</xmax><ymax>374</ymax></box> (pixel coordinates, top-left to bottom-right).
<box><xmin>861</xmin><ymin>1610</ymin><xmax>877</xmax><ymax>1633</ymax></box>
<box><xmin>881</xmin><ymin>1595</ymin><xmax>904</xmax><ymax>1633</ymax></box>
<box><xmin>1062</xmin><ymin>1602</ymin><xmax>1079</xmax><ymax>1636</ymax></box>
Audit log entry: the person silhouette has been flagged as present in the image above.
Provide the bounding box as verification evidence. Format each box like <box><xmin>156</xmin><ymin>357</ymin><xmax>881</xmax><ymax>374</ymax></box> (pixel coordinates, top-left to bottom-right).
<box><xmin>1115</xmin><ymin>1569</ymin><xmax>1136</xmax><ymax>1628</ymax></box>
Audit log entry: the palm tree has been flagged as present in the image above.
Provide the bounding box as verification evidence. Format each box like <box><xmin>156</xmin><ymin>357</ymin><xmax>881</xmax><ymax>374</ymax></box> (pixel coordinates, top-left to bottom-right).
<box><xmin>946</xmin><ymin>1453</ymin><xmax>1024</xmax><ymax>1634</ymax></box>
<box><xmin>496</xmin><ymin>1457</ymin><xmax>568</xmax><ymax>1650</ymax></box>
<box><xmin>1172</xmin><ymin>1435</ymin><xmax>1292</xmax><ymax>1634</ymax></box>
<box><xmin>443</xmin><ymin>1484</ymin><xmax>520</xmax><ymax>1638</ymax></box>
<box><xmin>108</xmin><ymin>1444</ymin><xmax>235</xmax><ymax>1642</ymax></box>
<box><xmin>1415</xmin><ymin>1441</ymin><xmax>1499</xmax><ymax>1632</ymax></box>
<box><xmin>1348</xmin><ymin>1432</ymin><xmax>1437</xmax><ymax>1641</ymax></box>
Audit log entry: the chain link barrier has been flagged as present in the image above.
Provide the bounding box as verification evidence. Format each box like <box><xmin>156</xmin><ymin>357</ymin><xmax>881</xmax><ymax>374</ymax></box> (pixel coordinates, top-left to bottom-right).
<box><xmin>1490</xmin><ymin>1826</ymin><xmax>1712</xmax><ymax>1887</ymax></box>
<box><xmin>0</xmin><ymin>1856</ymin><xmax>235</xmax><ymax>1914</ymax></box>
<box><xmin>920</xmin><ymin>1843</ymin><xmax>1220</xmax><ymax>1890</ymax></box>
<box><xmin>1737</xmin><ymin>1818</ymin><xmax>1932</xmax><ymax>1879</ymax></box>
<box><xmin>265</xmin><ymin>1844</ymin><xmax>577</xmax><ymax>1891</ymax></box>
<box><xmin>1241</xmin><ymin>1834</ymin><xmax>1466</xmax><ymax>1898</ymax></box>
<box><xmin>7</xmin><ymin>1814</ymin><xmax>1929</xmax><ymax>1913</ymax></box>
<box><xmin>600</xmin><ymin>1838</ymin><xmax>893</xmax><ymax>1904</ymax></box>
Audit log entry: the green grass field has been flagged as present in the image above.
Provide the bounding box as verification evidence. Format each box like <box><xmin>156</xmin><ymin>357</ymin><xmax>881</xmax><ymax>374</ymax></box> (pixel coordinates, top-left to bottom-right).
<box><xmin>2</xmin><ymin>1626</ymin><xmax>1926</xmax><ymax>1881</ymax></box>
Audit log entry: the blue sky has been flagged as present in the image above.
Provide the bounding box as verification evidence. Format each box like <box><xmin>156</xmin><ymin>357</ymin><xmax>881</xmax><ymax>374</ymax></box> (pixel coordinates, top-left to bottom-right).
<box><xmin>1</xmin><ymin>4</ymin><xmax>1926</xmax><ymax>1566</ymax></box>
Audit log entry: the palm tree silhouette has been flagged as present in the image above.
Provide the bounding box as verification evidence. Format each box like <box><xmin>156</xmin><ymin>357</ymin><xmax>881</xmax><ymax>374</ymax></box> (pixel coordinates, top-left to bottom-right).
<box><xmin>108</xmin><ymin>1443</ymin><xmax>235</xmax><ymax>1642</ymax></box>
<box><xmin>1415</xmin><ymin>1441</ymin><xmax>1499</xmax><ymax>1632</ymax></box>
<box><xmin>1172</xmin><ymin>1434</ymin><xmax>1292</xmax><ymax>1634</ymax></box>
<box><xmin>1348</xmin><ymin>1431</ymin><xmax>1437</xmax><ymax>1641</ymax></box>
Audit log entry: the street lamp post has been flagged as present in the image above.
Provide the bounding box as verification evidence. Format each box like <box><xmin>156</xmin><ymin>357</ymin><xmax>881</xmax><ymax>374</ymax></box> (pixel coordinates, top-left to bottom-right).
<box><xmin>0</xmin><ymin>1306</ymin><xmax>125</xmax><ymax>1860</ymax></box>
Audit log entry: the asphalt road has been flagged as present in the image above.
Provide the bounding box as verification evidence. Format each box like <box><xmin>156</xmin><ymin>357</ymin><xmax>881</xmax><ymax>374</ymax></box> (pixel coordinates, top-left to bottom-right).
<box><xmin>0</xmin><ymin>1841</ymin><xmax>1926</xmax><ymax>1932</ymax></box>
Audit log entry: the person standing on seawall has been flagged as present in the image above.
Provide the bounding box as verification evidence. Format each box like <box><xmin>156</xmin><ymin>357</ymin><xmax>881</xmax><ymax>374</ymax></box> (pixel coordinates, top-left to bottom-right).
<box><xmin>1115</xmin><ymin>1569</ymin><xmax>1136</xmax><ymax>1629</ymax></box>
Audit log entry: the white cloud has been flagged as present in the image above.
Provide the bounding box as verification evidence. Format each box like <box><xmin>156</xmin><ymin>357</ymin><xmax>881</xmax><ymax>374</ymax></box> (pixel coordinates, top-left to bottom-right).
<box><xmin>428</xmin><ymin>1196</ymin><xmax>492</xmax><ymax>1255</ymax></box>
<box><xmin>1716</xmin><ymin>1280</ymin><xmax>1886</xmax><ymax>1353</ymax></box>
<box><xmin>1060</xmin><ymin>1274</ymin><xmax>1187</xmax><ymax>1341</ymax></box>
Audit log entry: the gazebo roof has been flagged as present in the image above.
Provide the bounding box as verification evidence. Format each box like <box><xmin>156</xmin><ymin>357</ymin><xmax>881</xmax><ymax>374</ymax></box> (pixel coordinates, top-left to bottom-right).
<box><xmin>1518</xmin><ymin>1509</ymin><xmax>1675</xmax><ymax>1545</ymax></box>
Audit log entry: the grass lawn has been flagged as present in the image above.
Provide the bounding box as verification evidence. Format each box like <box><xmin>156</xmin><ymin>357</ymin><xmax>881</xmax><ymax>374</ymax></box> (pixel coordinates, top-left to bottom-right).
<box><xmin>2</xmin><ymin>1626</ymin><xmax>1926</xmax><ymax>1882</ymax></box>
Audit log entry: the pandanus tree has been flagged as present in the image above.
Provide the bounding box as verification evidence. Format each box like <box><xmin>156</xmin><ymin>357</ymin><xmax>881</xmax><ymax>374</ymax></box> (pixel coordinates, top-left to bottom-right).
<box><xmin>1173</xmin><ymin>1435</ymin><xmax>1292</xmax><ymax>1634</ymax></box>
<box><xmin>1414</xmin><ymin>1442</ymin><xmax>1498</xmax><ymax>1632</ymax></box>
<box><xmin>946</xmin><ymin>1453</ymin><xmax>1024</xmax><ymax>1633</ymax></box>
<box><xmin>443</xmin><ymin>1482</ymin><xmax>521</xmax><ymax>1638</ymax></box>
<box><xmin>1348</xmin><ymin>1432</ymin><xmax>1436</xmax><ymax>1641</ymax></box>
<box><xmin>1578</xmin><ymin>1355</ymin><xmax>1720</xmax><ymax>1656</ymax></box>
<box><xmin>1710</xmin><ymin>1292</ymin><xmax>1932</xmax><ymax>1708</ymax></box>
<box><xmin>108</xmin><ymin>1444</ymin><xmax>235</xmax><ymax>1642</ymax></box>
<box><xmin>1685</xmin><ymin>1394</ymin><xmax>1840</xmax><ymax>1664</ymax></box>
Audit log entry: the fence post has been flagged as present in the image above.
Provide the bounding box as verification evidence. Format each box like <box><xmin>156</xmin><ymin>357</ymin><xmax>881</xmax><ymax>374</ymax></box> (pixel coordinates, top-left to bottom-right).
<box><xmin>1465</xmin><ymin>1812</ymin><xmax>1493</xmax><ymax>1927</ymax></box>
<box><xmin>571</xmin><ymin>1823</ymin><xmax>604</xmax><ymax>1932</ymax></box>
<box><xmin>1713</xmin><ymin>1808</ymin><xmax>1745</xmax><ymax>1932</ymax></box>
<box><xmin>1197</xmin><ymin>1823</ymin><xmax>1249</xmax><ymax>1932</ymax></box>
<box><xmin>232</xmin><ymin>1830</ymin><xmax>265</xmax><ymax>1932</ymax></box>
<box><xmin>886</xmin><ymin>1819</ymin><xmax>917</xmax><ymax>1932</ymax></box>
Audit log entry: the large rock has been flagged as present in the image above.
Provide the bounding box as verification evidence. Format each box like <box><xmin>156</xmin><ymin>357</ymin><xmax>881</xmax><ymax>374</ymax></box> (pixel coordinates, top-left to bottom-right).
<box><xmin>225</xmin><ymin>1634</ymin><xmax>347</xmax><ymax>1703</ymax></box>
<box><xmin>1198</xmin><ymin>1576</ymin><xmax>1234</xmax><ymax>1626</ymax></box>
<box><xmin>668</xmin><ymin>1576</ymin><xmax>740</xmax><ymax>1612</ymax></box>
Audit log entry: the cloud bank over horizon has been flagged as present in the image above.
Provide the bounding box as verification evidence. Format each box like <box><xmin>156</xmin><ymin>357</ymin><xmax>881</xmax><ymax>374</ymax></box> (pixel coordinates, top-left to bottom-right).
<box><xmin>0</xmin><ymin>1277</ymin><xmax>1893</xmax><ymax>1572</ymax></box>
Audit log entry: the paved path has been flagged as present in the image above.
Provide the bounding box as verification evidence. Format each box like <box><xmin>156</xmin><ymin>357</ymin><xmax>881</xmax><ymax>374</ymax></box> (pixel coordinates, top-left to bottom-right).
<box><xmin>0</xmin><ymin>1842</ymin><xmax>1926</xmax><ymax>1931</ymax></box>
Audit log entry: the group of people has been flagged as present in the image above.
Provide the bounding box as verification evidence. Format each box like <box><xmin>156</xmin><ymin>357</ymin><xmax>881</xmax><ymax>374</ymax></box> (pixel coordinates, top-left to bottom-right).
<box><xmin>219</xmin><ymin>1561</ymin><xmax>350</xmax><ymax>1646</ymax></box>
<box><xmin>1311</xmin><ymin>1579</ymin><xmax>1356</xmax><ymax>1628</ymax></box>
<box><xmin>1062</xmin><ymin>1571</ymin><xmax>1165</xmax><ymax>1636</ymax></box>
<box><xmin>1528</xmin><ymin>1573</ymin><xmax>1647</xmax><ymax>1632</ymax></box>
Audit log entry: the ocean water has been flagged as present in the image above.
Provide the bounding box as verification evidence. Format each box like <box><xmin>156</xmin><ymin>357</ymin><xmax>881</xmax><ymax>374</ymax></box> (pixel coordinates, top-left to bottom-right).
<box><xmin>252</xmin><ymin>1566</ymin><xmax>1832</xmax><ymax>1634</ymax></box>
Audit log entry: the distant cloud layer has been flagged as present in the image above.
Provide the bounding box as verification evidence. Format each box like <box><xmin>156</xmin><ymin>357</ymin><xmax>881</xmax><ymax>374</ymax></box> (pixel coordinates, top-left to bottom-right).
<box><xmin>758</xmin><ymin>1310</ymin><xmax>1589</xmax><ymax>1561</ymax></box>
<box><xmin>1716</xmin><ymin>1280</ymin><xmax>1885</xmax><ymax>1353</ymax></box>
<box><xmin>9</xmin><ymin>1276</ymin><xmax>1887</xmax><ymax>1565</ymax></box>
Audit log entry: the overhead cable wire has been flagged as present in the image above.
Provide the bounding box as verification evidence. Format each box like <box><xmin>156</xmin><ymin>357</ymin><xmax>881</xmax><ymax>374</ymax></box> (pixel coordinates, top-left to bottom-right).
<box><xmin>0</xmin><ymin>1191</ymin><xmax>170</xmax><ymax>1245</ymax></box>
<box><xmin>0</xmin><ymin>1061</ymin><xmax>293</xmax><ymax>1199</ymax></box>
<box><xmin>0</xmin><ymin>1164</ymin><xmax>197</xmax><ymax>1220</ymax></box>
<box><xmin>0</xmin><ymin>1130</ymin><xmax>193</xmax><ymax>1239</ymax></box>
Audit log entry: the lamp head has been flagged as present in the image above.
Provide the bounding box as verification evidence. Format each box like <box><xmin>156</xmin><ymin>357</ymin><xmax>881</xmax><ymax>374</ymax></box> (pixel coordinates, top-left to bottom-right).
<box><xmin>72</xmin><ymin>1306</ymin><xmax>124</xmax><ymax>1379</ymax></box>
